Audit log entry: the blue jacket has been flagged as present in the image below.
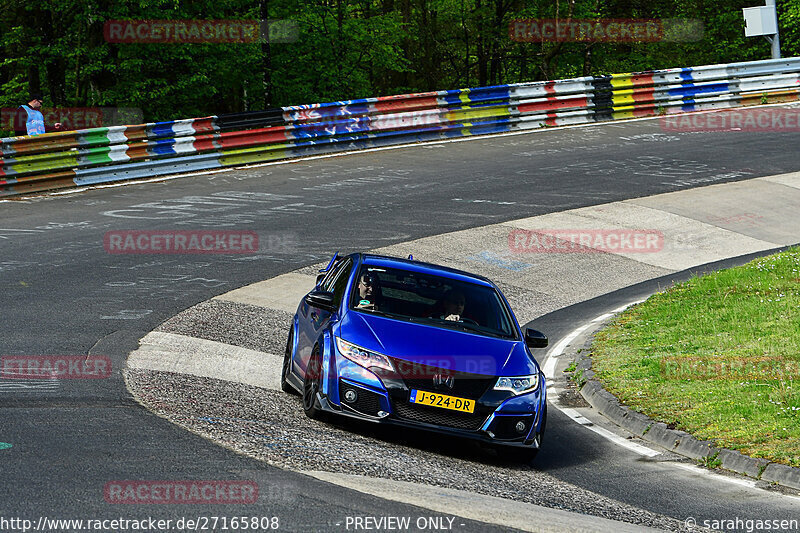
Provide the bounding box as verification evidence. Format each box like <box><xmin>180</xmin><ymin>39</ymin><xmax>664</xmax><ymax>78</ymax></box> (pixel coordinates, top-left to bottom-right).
<box><xmin>19</xmin><ymin>105</ymin><xmax>46</xmax><ymax>136</ymax></box>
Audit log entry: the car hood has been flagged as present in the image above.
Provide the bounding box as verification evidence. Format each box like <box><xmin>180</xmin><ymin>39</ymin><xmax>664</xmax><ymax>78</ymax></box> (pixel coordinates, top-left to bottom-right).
<box><xmin>338</xmin><ymin>311</ymin><xmax>540</xmax><ymax>377</ymax></box>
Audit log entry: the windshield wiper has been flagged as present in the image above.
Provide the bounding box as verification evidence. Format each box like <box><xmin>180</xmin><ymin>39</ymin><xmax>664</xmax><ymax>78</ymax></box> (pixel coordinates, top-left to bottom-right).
<box><xmin>418</xmin><ymin>317</ymin><xmax>504</xmax><ymax>336</ymax></box>
<box><xmin>441</xmin><ymin>320</ymin><xmax>481</xmax><ymax>333</ymax></box>
<box><xmin>353</xmin><ymin>307</ymin><xmax>403</xmax><ymax>320</ymax></box>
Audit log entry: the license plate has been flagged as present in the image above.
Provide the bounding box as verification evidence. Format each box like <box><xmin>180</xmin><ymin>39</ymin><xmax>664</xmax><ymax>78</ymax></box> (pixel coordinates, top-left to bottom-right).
<box><xmin>409</xmin><ymin>390</ymin><xmax>475</xmax><ymax>413</ymax></box>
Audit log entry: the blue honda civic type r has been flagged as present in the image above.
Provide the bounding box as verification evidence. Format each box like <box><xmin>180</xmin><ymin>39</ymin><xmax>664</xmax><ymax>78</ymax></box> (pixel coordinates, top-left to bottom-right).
<box><xmin>281</xmin><ymin>252</ymin><xmax>549</xmax><ymax>460</ymax></box>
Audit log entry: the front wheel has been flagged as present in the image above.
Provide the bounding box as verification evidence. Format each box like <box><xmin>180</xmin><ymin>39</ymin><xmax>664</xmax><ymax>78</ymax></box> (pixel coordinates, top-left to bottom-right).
<box><xmin>302</xmin><ymin>346</ymin><xmax>324</xmax><ymax>419</ymax></box>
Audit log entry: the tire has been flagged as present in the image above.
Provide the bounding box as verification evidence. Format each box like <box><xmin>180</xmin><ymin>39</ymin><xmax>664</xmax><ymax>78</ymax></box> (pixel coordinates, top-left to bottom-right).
<box><xmin>302</xmin><ymin>346</ymin><xmax>324</xmax><ymax>419</ymax></box>
<box><xmin>281</xmin><ymin>328</ymin><xmax>298</xmax><ymax>395</ymax></box>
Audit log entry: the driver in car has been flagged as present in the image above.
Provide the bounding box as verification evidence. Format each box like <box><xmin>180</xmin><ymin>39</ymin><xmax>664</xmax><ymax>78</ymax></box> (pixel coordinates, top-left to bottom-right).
<box><xmin>355</xmin><ymin>272</ymin><xmax>382</xmax><ymax>311</ymax></box>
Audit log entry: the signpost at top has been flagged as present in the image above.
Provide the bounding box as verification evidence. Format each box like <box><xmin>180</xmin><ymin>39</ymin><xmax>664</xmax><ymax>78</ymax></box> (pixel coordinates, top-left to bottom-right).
<box><xmin>743</xmin><ymin>0</ymin><xmax>781</xmax><ymax>59</ymax></box>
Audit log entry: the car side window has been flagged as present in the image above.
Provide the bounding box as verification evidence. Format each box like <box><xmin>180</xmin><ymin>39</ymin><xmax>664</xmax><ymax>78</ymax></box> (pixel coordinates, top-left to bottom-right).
<box><xmin>320</xmin><ymin>259</ymin><xmax>346</xmax><ymax>292</ymax></box>
<box><xmin>330</xmin><ymin>260</ymin><xmax>353</xmax><ymax>305</ymax></box>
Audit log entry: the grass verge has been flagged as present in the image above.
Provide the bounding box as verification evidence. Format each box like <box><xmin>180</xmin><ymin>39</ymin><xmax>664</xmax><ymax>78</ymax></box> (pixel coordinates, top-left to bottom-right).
<box><xmin>591</xmin><ymin>247</ymin><xmax>800</xmax><ymax>466</ymax></box>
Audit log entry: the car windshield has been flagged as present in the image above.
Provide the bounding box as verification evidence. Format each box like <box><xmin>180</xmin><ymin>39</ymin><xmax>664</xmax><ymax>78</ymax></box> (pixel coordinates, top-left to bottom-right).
<box><xmin>349</xmin><ymin>264</ymin><xmax>517</xmax><ymax>339</ymax></box>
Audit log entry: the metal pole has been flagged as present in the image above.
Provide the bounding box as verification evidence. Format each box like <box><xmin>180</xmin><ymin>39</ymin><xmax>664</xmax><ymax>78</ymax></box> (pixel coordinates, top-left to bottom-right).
<box><xmin>766</xmin><ymin>0</ymin><xmax>781</xmax><ymax>59</ymax></box>
<box><xmin>260</xmin><ymin>0</ymin><xmax>273</xmax><ymax>108</ymax></box>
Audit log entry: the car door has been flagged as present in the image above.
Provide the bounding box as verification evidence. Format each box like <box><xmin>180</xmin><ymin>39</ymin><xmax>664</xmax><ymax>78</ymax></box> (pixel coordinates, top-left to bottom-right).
<box><xmin>296</xmin><ymin>257</ymin><xmax>353</xmax><ymax>375</ymax></box>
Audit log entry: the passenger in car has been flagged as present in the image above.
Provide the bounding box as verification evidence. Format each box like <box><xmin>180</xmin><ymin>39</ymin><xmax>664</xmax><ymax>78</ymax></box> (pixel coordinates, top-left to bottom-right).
<box><xmin>424</xmin><ymin>289</ymin><xmax>471</xmax><ymax>322</ymax></box>
<box><xmin>440</xmin><ymin>290</ymin><xmax>466</xmax><ymax>321</ymax></box>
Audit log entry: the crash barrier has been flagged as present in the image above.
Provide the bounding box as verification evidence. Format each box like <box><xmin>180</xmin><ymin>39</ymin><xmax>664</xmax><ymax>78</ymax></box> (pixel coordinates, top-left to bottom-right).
<box><xmin>2</xmin><ymin>57</ymin><xmax>800</xmax><ymax>196</ymax></box>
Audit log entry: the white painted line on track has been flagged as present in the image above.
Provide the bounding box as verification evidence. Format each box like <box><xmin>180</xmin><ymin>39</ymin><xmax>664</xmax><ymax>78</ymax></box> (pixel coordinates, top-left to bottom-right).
<box><xmin>673</xmin><ymin>462</ymin><xmax>800</xmax><ymax>502</ymax></box>
<box><xmin>611</xmin><ymin>299</ymin><xmax>645</xmax><ymax>313</ymax></box>
<box><xmin>543</xmin><ymin>302</ymin><xmax>661</xmax><ymax>458</ymax></box>
<box><xmin>560</xmin><ymin>406</ymin><xmax>661</xmax><ymax>458</ymax></box>
<box><xmin>0</xmin><ymin>379</ymin><xmax>59</xmax><ymax>392</ymax></box>
<box><xmin>670</xmin><ymin>463</ymin><xmax>800</xmax><ymax>501</ymax></box>
<box><xmin>671</xmin><ymin>462</ymin><xmax>760</xmax><ymax>490</ymax></box>
<box><xmin>543</xmin><ymin>323</ymin><xmax>591</xmax><ymax>379</ymax></box>
<box><xmin>544</xmin><ymin>300</ymin><xmax>645</xmax><ymax>379</ymax></box>
<box><xmin>558</xmin><ymin>407</ymin><xmax>595</xmax><ymax>426</ymax></box>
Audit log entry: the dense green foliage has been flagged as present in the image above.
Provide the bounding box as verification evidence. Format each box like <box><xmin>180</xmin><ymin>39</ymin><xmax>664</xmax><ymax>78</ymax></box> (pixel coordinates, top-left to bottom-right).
<box><xmin>1</xmin><ymin>0</ymin><xmax>798</xmax><ymax>124</ymax></box>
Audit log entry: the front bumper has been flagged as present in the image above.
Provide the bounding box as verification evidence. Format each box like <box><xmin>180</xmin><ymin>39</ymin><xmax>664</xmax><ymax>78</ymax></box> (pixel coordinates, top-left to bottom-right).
<box><xmin>319</xmin><ymin>358</ymin><xmax>546</xmax><ymax>448</ymax></box>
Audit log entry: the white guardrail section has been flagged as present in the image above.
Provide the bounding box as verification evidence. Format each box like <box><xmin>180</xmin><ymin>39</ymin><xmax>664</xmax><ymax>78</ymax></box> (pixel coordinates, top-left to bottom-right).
<box><xmin>2</xmin><ymin>57</ymin><xmax>800</xmax><ymax>196</ymax></box>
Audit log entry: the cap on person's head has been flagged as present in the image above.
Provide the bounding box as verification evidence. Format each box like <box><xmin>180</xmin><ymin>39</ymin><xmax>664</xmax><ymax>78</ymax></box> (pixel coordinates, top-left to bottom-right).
<box><xmin>29</xmin><ymin>92</ymin><xmax>44</xmax><ymax>102</ymax></box>
<box><xmin>361</xmin><ymin>272</ymin><xmax>380</xmax><ymax>285</ymax></box>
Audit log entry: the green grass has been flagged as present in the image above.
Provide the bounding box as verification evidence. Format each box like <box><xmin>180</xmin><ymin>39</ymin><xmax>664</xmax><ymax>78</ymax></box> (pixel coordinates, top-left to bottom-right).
<box><xmin>592</xmin><ymin>248</ymin><xmax>800</xmax><ymax>466</ymax></box>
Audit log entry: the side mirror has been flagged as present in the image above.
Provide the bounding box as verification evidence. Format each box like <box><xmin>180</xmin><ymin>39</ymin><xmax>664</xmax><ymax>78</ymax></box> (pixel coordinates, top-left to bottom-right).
<box><xmin>525</xmin><ymin>328</ymin><xmax>548</xmax><ymax>349</ymax></box>
<box><xmin>305</xmin><ymin>290</ymin><xmax>337</xmax><ymax>312</ymax></box>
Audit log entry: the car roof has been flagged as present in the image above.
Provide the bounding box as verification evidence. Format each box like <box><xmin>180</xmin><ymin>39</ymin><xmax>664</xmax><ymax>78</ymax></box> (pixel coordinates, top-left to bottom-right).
<box><xmin>358</xmin><ymin>253</ymin><xmax>494</xmax><ymax>287</ymax></box>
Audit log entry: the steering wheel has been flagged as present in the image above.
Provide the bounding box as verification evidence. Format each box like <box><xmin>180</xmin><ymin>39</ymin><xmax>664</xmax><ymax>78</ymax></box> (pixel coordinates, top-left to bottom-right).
<box><xmin>460</xmin><ymin>317</ymin><xmax>479</xmax><ymax>326</ymax></box>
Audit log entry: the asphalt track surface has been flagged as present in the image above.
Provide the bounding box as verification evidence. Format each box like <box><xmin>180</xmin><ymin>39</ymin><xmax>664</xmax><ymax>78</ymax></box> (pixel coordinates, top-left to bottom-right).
<box><xmin>2</xmin><ymin>118</ymin><xmax>800</xmax><ymax>530</ymax></box>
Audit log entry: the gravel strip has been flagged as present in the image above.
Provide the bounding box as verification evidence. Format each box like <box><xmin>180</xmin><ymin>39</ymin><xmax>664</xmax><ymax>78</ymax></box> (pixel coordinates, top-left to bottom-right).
<box><xmin>294</xmin><ymin>263</ymin><xmax>327</xmax><ymax>277</ymax></box>
<box><xmin>157</xmin><ymin>299</ymin><xmax>293</xmax><ymax>354</ymax></box>
<box><xmin>125</xmin><ymin>368</ymin><xmax>693</xmax><ymax>532</ymax></box>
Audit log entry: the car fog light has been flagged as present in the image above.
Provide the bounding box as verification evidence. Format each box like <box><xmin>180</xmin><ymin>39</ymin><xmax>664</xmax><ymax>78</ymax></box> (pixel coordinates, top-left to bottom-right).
<box><xmin>515</xmin><ymin>421</ymin><xmax>527</xmax><ymax>434</ymax></box>
<box><xmin>344</xmin><ymin>389</ymin><xmax>358</xmax><ymax>403</ymax></box>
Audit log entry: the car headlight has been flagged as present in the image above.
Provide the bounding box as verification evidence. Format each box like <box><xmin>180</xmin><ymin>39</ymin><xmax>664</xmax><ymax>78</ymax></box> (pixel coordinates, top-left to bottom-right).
<box><xmin>336</xmin><ymin>337</ymin><xmax>394</xmax><ymax>373</ymax></box>
<box><xmin>494</xmin><ymin>374</ymin><xmax>540</xmax><ymax>395</ymax></box>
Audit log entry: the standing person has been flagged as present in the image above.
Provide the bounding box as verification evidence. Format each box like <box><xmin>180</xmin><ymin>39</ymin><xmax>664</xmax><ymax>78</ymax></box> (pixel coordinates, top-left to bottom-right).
<box><xmin>12</xmin><ymin>93</ymin><xmax>63</xmax><ymax>136</ymax></box>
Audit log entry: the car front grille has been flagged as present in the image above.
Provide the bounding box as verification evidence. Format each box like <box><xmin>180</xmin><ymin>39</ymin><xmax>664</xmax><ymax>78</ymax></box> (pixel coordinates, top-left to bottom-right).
<box><xmin>393</xmin><ymin>401</ymin><xmax>487</xmax><ymax>430</ymax></box>
<box><xmin>388</xmin><ymin>357</ymin><xmax>496</xmax><ymax>399</ymax></box>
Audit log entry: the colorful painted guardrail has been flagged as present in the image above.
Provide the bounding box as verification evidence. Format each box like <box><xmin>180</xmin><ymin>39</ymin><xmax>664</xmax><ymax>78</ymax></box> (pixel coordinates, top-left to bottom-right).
<box><xmin>2</xmin><ymin>57</ymin><xmax>800</xmax><ymax>197</ymax></box>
